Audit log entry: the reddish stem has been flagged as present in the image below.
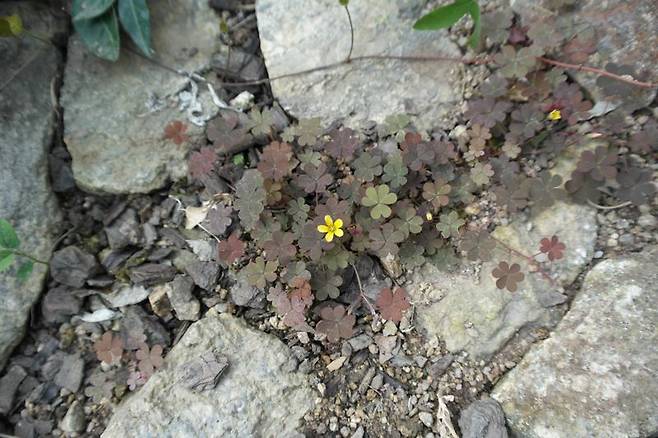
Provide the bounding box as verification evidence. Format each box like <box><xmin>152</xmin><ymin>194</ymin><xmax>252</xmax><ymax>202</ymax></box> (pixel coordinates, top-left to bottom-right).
<box><xmin>537</xmin><ymin>56</ymin><xmax>656</xmax><ymax>88</ymax></box>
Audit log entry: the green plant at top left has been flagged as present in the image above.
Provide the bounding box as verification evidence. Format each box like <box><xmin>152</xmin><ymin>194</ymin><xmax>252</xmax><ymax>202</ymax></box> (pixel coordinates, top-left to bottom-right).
<box><xmin>72</xmin><ymin>0</ymin><xmax>152</xmax><ymax>61</ymax></box>
<box><xmin>0</xmin><ymin>219</ymin><xmax>48</xmax><ymax>283</ymax></box>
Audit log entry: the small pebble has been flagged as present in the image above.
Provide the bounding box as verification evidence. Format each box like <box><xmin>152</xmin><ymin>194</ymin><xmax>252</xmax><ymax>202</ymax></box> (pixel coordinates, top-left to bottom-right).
<box><xmin>383</xmin><ymin>321</ymin><xmax>398</xmax><ymax>336</ymax></box>
<box><xmin>327</xmin><ymin>356</ymin><xmax>347</xmax><ymax>372</ymax></box>
<box><xmin>593</xmin><ymin>250</ymin><xmax>604</xmax><ymax>258</ymax></box>
<box><xmin>418</xmin><ymin>411</ymin><xmax>434</xmax><ymax>428</ymax></box>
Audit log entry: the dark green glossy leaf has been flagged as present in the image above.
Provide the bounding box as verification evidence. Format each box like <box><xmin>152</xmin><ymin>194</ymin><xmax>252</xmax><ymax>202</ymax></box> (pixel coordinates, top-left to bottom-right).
<box><xmin>16</xmin><ymin>261</ymin><xmax>33</xmax><ymax>282</ymax></box>
<box><xmin>465</xmin><ymin>0</ymin><xmax>481</xmax><ymax>49</ymax></box>
<box><xmin>0</xmin><ymin>219</ymin><xmax>19</xmax><ymax>249</ymax></box>
<box><xmin>73</xmin><ymin>8</ymin><xmax>120</xmax><ymax>61</ymax></box>
<box><xmin>413</xmin><ymin>0</ymin><xmax>473</xmax><ymax>30</ymax></box>
<box><xmin>72</xmin><ymin>0</ymin><xmax>115</xmax><ymax>21</ymax></box>
<box><xmin>118</xmin><ymin>0</ymin><xmax>152</xmax><ymax>57</ymax></box>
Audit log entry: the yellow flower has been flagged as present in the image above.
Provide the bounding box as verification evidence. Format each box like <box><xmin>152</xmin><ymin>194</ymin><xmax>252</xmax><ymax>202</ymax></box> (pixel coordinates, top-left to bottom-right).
<box><xmin>548</xmin><ymin>109</ymin><xmax>562</xmax><ymax>121</ymax></box>
<box><xmin>425</xmin><ymin>212</ymin><xmax>433</xmax><ymax>221</ymax></box>
<box><xmin>317</xmin><ymin>215</ymin><xmax>344</xmax><ymax>242</ymax></box>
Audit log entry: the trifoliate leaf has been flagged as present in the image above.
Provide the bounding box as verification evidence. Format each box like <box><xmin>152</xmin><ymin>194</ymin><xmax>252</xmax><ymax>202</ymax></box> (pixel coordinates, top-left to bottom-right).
<box><xmin>361</xmin><ymin>184</ymin><xmax>397</xmax><ymax>219</ymax></box>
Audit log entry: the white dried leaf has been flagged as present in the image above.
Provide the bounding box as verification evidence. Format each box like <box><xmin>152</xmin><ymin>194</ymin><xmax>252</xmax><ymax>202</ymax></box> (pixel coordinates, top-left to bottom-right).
<box><xmin>78</xmin><ymin>308</ymin><xmax>120</xmax><ymax>323</ymax></box>
<box><xmin>435</xmin><ymin>395</ymin><xmax>458</xmax><ymax>438</ymax></box>
<box><xmin>185</xmin><ymin>204</ymin><xmax>211</xmax><ymax>230</ymax></box>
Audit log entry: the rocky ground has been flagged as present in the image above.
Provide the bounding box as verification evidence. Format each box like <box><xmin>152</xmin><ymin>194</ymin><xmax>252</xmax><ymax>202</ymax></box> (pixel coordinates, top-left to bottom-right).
<box><xmin>0</xmin><ymin>0</ymin><xmax>656</xmax><ymax>437</ymax></box>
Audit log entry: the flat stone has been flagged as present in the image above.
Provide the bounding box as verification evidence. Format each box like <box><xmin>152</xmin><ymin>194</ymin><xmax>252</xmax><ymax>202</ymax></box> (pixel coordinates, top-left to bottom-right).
<box><xmin>41</xmin><ymin>286</ymin><xmax>82</xmax><ymax>325</ymax></box>
<box><xmin>0</xmin><ymin>365</ymin><xmax>27</xmax><ymax>415</ymax></box>
<box><xmin>492</xmin><ymin>246</ymin><xmax>658</xmax><ymax>438</ymax></box>
<box><xmin>406</xmin><ymin>202</ymin><xmax>597</xmax><ymax>360</ymax></box>
<box><xmin>54</xmin><ymin>354</ymin><xmax>84</xmax><ymax>393</ymax></box>
<box><xmin>257</xmin><ymin>0</ymin><xmax>471</xmax><ymax>131</ymax></box>
<box><xmin>50</xmin><ymin>246</ymin><xmax>99</xmax><ymax>288</ymax></box>
<box><xmin>60</xmin><ymin>401</ymin><xmax>86</xmax><ymax>433</ymax></box>
<box><xmin>0</xmin><ymin>1</ymin><xmax>63</xmax><ymax>371</ymax></box>
<box><xmin>512</xmin><ymin>0</ymin><xmax>657</xmax><ymax>112</ymax></box>
<box><xmin>102</xmin><ymin>310</ymin><xmax>314</xmax><ymax>437</ymax></box>
<box><xmin>165</xmin><ymin>275</ymin><xmax>200</xmax><ymax>321</ymax></box>
<box><xmin>458</xmin><ymin>399</ymin><xmax>508</xmax><ymax>438</ymax></box>
<box><xmin>101</xmin><ymin>284</ymin><xmax>151</xmax><ymax>308</ymax></box>
<box><xmin>185</xmin><ymin>260</ymin><xmax>220</xmax><ymax>291</ymax></box>
<box><xmin>61</xmin><ymin>0</ymin><xmax>221</xmax><ymax>194</ymax></box>
<box><xmin>105</xmin><ymin>209</ymin><xmax>144</xmax><ymax>249</ymax></box>
<box><xmin>128</xmin><ymin>263</ymin><xmax>177</xmax><ymax>286</ymax></box>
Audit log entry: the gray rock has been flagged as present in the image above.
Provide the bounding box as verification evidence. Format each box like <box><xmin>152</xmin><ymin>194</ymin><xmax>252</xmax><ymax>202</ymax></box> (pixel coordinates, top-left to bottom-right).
<box><xmin>229</xmin><ymin>272</ymin><xmax>265</xmax><ymax>308</ymax></box>
<box><xmin>0</xmin><ymin>365</ymin><xmax>27</xmax><ymax>415</ymax></box>
<box><xmin>102</xmin><ymin>311</ymin><xmax>314</xmax><ymax>437</ymax></box>
<box><xmin>512</xmin><ymin>0</ymin><xmax>656</xmax><ymax>112</ymax></box>
<box><xmin>348</xmin><ymin>334</ymin><xmax>372</xmax><ymax>352</ymax></box>
<box><xmin>256</xmin><ymin>0</ymin><xmax>472</xmax><ymax>131</ymax></box>
<box><xmin>101</xmin><ymin>284</ymin><xmax>151</xmax><ymax>308</ymax></box>
<box><xmin>166</xmin><ymin>275</ymin><xmax>200</xmax><ymax>321</ymax></box>
<box><xmin>54</xmin><ymin>354</ymin><xmax>84</xmax><ymax>393</ymax></box>
<box><xmin>185</xmin><ymin>260</ymin><xmax>220</xmax><ymax>291</ymax></box>
<box><xmin>61</xmin><ymin>0</ymin><xmax>221</xmax><ymax>194</ymax></box>
<box><xmin>0</xmin><ymin>1</ymin><xmax>63</xmax><ymax>371</ymax></box>
<box><xmin>406</xmin><ymin>202</ymin><xmax>597</xmax><ymax>359</ymax></box>
<box><xmin>50</xmin><ymin>246</ymin><xmax>99</xmax><ymax>288</ymax></box>
<box><xmin>105</xmin><ymin>209</ymin><xmax>143</xmax><ymax>249</ymax></box>
<box><xmin>119</xmin><ymin>306</ymin><xmax>170</xmax><ymax>349</ymax></box>
<box><xmin>458</xmin><ymin>399</ymin><xmax>508</xmax><ymax>438</ymax></box>
<box><xmin>41</xmin><ymin>286</ymin><xmax>82</xmax><ymax>325</ymax></box>
<box><xmin>60</xmin><ymin>401</ymin><xmax>86</xmax><ymax>434</ymax></box>
<box><xmin>128</xmin><ymin>263</ymin><xmax>177</xmax><ymax>286</ymax></box>
<box><xmin>492</xmin><ymin>246</ymin><xmax>658</xmax><ymax>438</ymax></box>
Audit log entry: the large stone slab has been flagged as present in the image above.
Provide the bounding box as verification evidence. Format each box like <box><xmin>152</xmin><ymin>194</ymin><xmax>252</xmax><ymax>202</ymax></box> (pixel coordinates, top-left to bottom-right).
<box><xmin>257</xmin><ymin>0</ymin><xmax>470</xmax><ymax>130</ymax></box>
<box><xmin>102</xmin><ymin>310</ymin><xmax>314</xmax><ymax>437</ymax></box>
<box><xmin>61</xmin><ymin>0</ymin><xmax>221</xmax><ymax>194</ymax></box>
<box><xmin>0</xmin><ymin>2</ymin><xmax>63</xmax><ymax>370</ymax></box>
<box><xmin>492</xmin><ymin>246</ymin><xmax>658</xmax><ymax>438</ymax></box>
<box><xmin>406</xmin><ymin>202</ymin><xmax>597</xmax><ymax>360</ymax></box>
<box><xmin>512</xmin><ymin>0</ymin><xmax>657</xmax><ymax>112</ymax></box>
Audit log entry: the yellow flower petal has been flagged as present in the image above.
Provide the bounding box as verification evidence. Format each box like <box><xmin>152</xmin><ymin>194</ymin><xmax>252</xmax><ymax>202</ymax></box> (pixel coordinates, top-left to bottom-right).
<box><xmin>324</xmin><ymin>215</ymin><xmax>333</xmax><ymax>226</ymax></box>
<box><xmin>317</xmin><ymin>225</ymin><xmax>330</xmax><ymax>233</ymax></box>
<box><xmin>548</xmin><ymin>109</ymin><xmax>561</xmax><ymax>121</ymax></box>
<box><xmin>333</xmin><ymin>218</ymin><xmax>343</xmax><ymax>229</ymax></box>
<box><xmin>324</xmin><ymin>231</ymin><xmax>334</xmax><ymax>242</ymax></box>
<box><xmin>334</xmin><ymin>228</ymin><xmax>344</xmax><ymax>237</ymax></box>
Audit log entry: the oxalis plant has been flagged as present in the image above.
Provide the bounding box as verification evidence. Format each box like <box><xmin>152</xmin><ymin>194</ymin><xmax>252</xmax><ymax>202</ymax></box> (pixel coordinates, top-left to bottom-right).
<box><xmin>170</xmin><ymin>0</ymin><xmax>656</xmax><ymax>343</ymax></box>
<box><xmin>0</xmin><ymin>219</ymin><xmax>48</xmax><ymax>283</ymax></box>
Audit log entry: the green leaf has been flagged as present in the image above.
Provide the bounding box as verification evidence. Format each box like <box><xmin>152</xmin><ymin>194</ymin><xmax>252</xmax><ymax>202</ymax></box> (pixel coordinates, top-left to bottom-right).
<box><xmin>0</xmin><ymin>219</ymin><xmax>19</xmax><ymax>249</ymax></box>
<box><xmin>73</xmin><ymin>7</ymin><xmax>120</xmax><ymax>61</ymax></box>
<box><xmin>16</xmin><ymin>261</ymin><xmax>33</xmax><ymax>282</ymax></box>
<box><xmin>118</xmin><ymin>0</ymin><xmax>152</xmax><ymax>57</ymax></box>
<box><xmin>339</xmin><ymin>0</ymin><xmax>349</xmax><ymax>5</ymax></box>
<box><xmin>361</xmin><ymin>185</ymin><xmax>397</xmax><ymax>219</ymax></box>
<box><xmin>72</xmin><ymin>0</ymin><xmax>115</xmax><ymax>21</ymax></box>
<box><xmin>466</xmin><ymin>0</ymin><xmax>481</xmax><ymax>49</ymax></box>
<box><xmin>413</xmin><ymin>0</ymin><xmax>474</xmax><ymax>30</ymax></box>
<box><xmin>0</xmin><ymin>14</ymin><xmax>23</xmax><ymax>37</ymax></box>
<box><xmin>0</xmin><ymin>250</ymin><xmax>14</xmax><ymax>271</ymax></box>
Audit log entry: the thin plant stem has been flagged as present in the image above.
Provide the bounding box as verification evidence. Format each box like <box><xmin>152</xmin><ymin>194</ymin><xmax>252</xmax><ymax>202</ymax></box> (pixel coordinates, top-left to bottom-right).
<box><xmin>586</xmin><ymin>199</ymin><xmax>632</xmax><ymax>210</ymax></box>
<box><xmin>537</xmin><ymin>56</ymin><xmax>656</xmax><ymax>88</ymax></box>
<box><xmin>350</xmin><ymin>262</ymin><xmax>378</xmax><ymax>318</ymax></box>
<box><xmin>10</xmin><ymin>250</ymin><xmax>48</xmax><ymax>265</ymax></box>
<box><xmin>344</xmin><ymin>5</ymin><xmax>354</xmax><ymax>62</ymax></box>
<box><xmin>126</xmin><ymin>34</ymin><xmax>656</xmax><ymax>91</ymax></box>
